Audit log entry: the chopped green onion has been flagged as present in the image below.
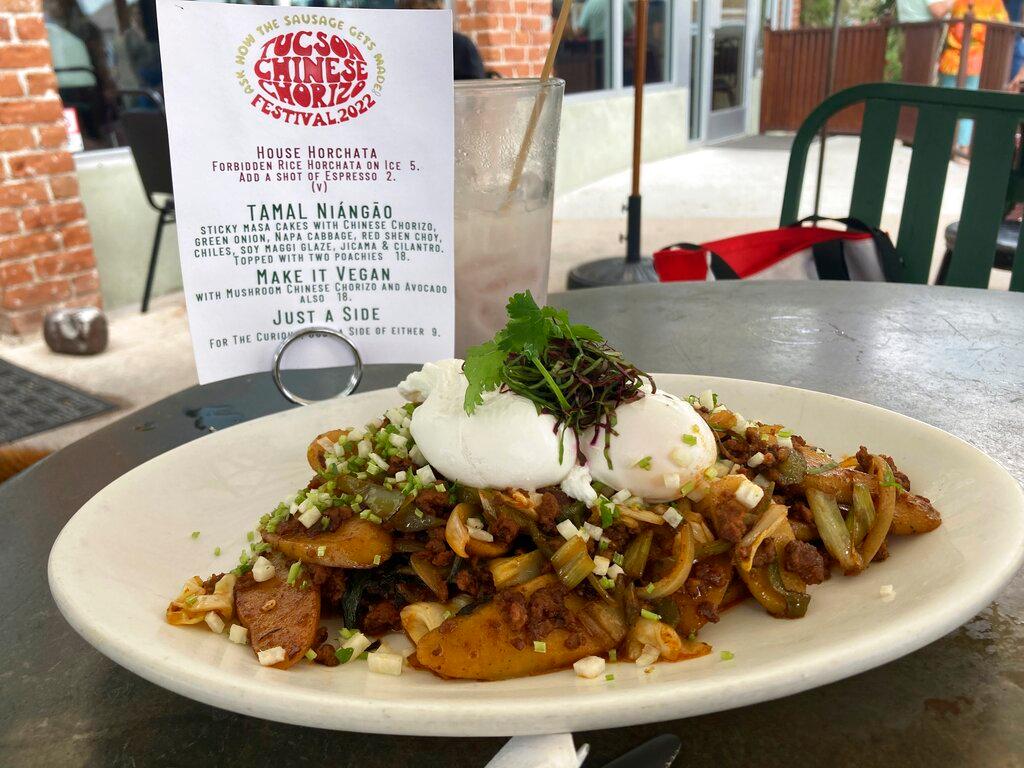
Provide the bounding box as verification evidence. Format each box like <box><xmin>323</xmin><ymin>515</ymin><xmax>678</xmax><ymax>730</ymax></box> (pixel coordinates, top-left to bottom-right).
<box><xmin>339</xmin><ymin>627</ymin><xmax>356</xmax><ymax>640</ymax></box>
<box><xmin>321</xmin><ymin>516</ymin><xmax>331</xmax><ymax>530</ymax></box>
<box><xmin>213</xmin><ymin>547</ymin><xmax>221</xmax><ymax>556</ymax></box>
<box><xmin>608</xmin><ymin>649</ymin><xmax>617</xmax><ymax>662</ymax></box>
<box><xmin>778</xmin><ymin>429</ymin><xmax>793</xmax><ymax>438</ymax></box>
<box><xmin>335</xmin><ymin>647</ymin><xmax>354</xmax><ymax>663</ymax></box>
<box><xmin>598</xmin><ymin>538</ymin><xmax>609</xmax><ymax>551</ymax></box>
<box><xmin>621</xmin><ymin>529</ymin><xmax>653</xmax><ymax>579</ymax></box>
<box><xmin>645</xmin><ymin>583</ymin><xmax>655</xmax><ymax>594</ymax></box>
<box><xmin>680</xmin><ymin>480</ymin><xmax>695</xmax><ymax>496</ymax></box>
<box><xmin>317</xmin><ymin>546</ymin><xmax>326</xmax><ymax>557</ymax></box>
<box><xmin>434</xmin><ymin>483</ymin><xmax>445</xmax><ymax>493</ymax></box>
<box><xmin>550</xmin><ymin>536</ymin><xmax>596</xmax><ymax>589</ymax></box>
<box><xmin>533</xmin><ymin>641</ymin><xmax>547</xmax><ymax>653</ymax></box>
<box><xmin>612</xmin><ymin>552</ymin><xmax>624</xmax><ymax>566</ymax></box>
<box><xmin>634</xmin><ymin>456</ymin><xmax>652</xmax><ymax>470</ymax></box>
<box><xmin>246</xmin><ymin>531</ymin><xmax>254</xmax><ymax>542</ymax></box>
<box><xmin>305</xmin><ymin>649</ymin><xmax>317</xmax><ymax>661</ymax></box>
<box><xmin>287</xmin><ymin>561</ymin><xmax>302</xmax><ymax>586</ymax></box>
<box><xmin>681</xmin><ymin>434</ymin><xmax>697</xmax><ymax>446</ymax></box>
<box><xmin>599</xmin><ymin>577</ymin><xmax>615</xmax><ymax>589</ymax></box>
<box><xmin>687</xmin><ymin>631</ymin><xmax>697</xmax><ymax>641</ymax></box>
<box><xmin>703</xmin><ymin>467</ymin><xmax>717</xmax><ymax>479</ymax></box>
<box><xmin>720</xmin><ymin>650</ymin><xmax>735</xmax><ymax>661</ymax></box>
<box><xmin>640</xmin><ymin>608</ymin><xmax>661</xmax><ymax>621</ymax></box>
<box><xmin>190</xmin><ymin>531</ymin><xmax>200</xmax><ymax>539</ymax></box>
<box><xmin>373</xmin><ymin>554</ymin><xmax>382</xmax><ymax>565</ymax></box>
<box><xmin>605</xmin><ymin>673</ymin><xmax>615</xmax><ymax>682</ymax></box>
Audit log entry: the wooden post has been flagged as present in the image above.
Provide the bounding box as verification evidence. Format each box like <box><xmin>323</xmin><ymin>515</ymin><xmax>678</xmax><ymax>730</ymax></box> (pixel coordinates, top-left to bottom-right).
<box><xmin>957</xmin><ymin>7</ymin><xmax>975</xmax><ymax>88</ymax></box>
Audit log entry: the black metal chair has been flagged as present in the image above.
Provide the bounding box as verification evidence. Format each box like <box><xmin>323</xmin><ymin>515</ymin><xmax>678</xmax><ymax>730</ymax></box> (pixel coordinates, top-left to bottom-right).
<box><xmin>116</xmin><ymin>88</ymin><xmax>173</xmax><ymax>313</ymax></box>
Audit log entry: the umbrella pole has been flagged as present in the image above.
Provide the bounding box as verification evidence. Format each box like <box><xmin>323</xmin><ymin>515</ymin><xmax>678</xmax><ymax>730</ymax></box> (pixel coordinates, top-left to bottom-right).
<box><xmin>567</xmin><ymin>0</ymin><xmax>659</xmax><ymax>288</ymax></box>
<box><xmin>626</xmin><ymin>0</ymin><xmax>649</xmax><ymax>264</ymax></box>
<box><xmin>813</xmin><ymin>0</ymin><xmax>843</xmax><ymax>216</ymax></box>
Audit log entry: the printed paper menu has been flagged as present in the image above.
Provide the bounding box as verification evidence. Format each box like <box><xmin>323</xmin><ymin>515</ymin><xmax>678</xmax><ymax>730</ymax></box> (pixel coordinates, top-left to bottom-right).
<box><xmin>157</xmin><ymin>1</ymin><xmax>455</xmax><ymax>383</ymax></box>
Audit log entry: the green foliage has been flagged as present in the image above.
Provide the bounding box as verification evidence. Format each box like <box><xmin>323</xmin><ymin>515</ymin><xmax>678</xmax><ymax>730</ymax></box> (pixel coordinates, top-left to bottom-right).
<box><xmin>801</xmin><ymin>0</ymin><xmax>836</xmax><ymax>27</ymax></box>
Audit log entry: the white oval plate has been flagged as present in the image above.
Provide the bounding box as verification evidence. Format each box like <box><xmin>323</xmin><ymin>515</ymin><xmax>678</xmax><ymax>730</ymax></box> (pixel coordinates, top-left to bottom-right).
<box><xmin>49</xmin><ymin>375</ymin><xmax>1024</xmax><ymax>736</ymax></box>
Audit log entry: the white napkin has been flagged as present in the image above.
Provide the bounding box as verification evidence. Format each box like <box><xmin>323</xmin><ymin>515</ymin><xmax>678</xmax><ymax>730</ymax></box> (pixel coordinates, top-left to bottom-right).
<box><xmin>484</xmin><ymin>734</ymin><xmax>589</xmax><ymax>768</ymax></box>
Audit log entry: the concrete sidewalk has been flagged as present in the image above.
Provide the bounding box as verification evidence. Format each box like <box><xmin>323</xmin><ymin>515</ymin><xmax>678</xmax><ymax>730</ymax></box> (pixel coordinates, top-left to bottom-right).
<box><xmin>2</xmin><ymin>134</ymin><xmax>996</xmax><ymax>453</ymax></box>
<box><xmin>550</xmin><ymin>134</ymin><xmax>980</xmax><ymax>289</ymax></box>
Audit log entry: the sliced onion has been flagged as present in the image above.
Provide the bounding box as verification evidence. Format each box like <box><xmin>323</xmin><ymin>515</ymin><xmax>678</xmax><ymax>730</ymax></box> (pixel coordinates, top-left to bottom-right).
<box><xmin>619</xmin><ymin>506</ymin><xmax>665</xmax><ymax>525</ymax></box>
<box><xmin>410</xmin><ymin>552</ymin><xmax>449</xmax><ymax>601</ymax></box>
<box><xmin>646</xmin><ymin>527</ymin><xmax>695</xmax><ymax>599</ymax></box>
<box><xmin>736</xmin><ymin>503</ymin><xmax>788</xmax><ymax>572</ymax></box>
<box><xmin>445</xmin><ymin>502</ymin><xmax>510</xmax><ymax>559</ymax></box>
<box><xmin>859</xmin><ymin>457</ymin><xmax>896</xmax><ymax>564</ymax></box>
<box><xmin>807</xmin><ymin>488</ymin><xmax>863</xmax><ymax>573</ymax></box>
<box><xmin>400</xmin><ymin>601</ymin><xmax>448</xmax><ymax>644</ymax></box>
<box><xmin>579</xmin><ymin>600</ymin><xmax>628</xmax><ymax>646</ymax></box>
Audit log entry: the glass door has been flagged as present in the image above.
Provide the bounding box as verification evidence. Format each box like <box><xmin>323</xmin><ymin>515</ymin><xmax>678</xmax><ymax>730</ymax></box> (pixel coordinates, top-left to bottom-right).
<box><xmin>705</xmin><ymin>0</ymin><xmax>749</xmax><ymax>141</ymax></box>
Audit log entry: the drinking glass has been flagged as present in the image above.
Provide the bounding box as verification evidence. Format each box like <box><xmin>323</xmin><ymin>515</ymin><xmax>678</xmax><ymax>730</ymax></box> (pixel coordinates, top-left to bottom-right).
<box><xmin>453</xmin><ymin>78</ymin><xmax>565</xmax><ymax>356</ymax></box>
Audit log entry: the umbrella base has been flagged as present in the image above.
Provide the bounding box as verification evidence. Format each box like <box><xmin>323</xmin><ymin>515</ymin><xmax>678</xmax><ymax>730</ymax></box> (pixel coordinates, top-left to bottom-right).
<box><xmin>566</xmin><ymin>256</ymin><xmax>659</xmax><ymax>289</ymax></box>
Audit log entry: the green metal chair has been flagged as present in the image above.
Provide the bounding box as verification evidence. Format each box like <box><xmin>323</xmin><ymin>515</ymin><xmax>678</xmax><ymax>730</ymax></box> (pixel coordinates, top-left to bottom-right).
<box><xmin>781</xmin><ymin>82</ymin><xmax>1024</xmax><ymax>292</ymax></box>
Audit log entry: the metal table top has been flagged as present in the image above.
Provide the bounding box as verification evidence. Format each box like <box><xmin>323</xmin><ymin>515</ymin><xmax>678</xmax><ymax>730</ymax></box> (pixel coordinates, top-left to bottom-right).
<box><xmin>3</xmin><ymin>281</ymin><xmax>1022</xmax><ymax>767</ymax></box>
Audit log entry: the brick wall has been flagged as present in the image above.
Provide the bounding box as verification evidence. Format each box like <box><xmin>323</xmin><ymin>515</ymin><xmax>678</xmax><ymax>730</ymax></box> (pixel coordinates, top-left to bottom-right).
<box><xmin>0</xmin><ymin>0</ymin><xmax>99</xmax><ymax>337</ymax></box>
<box><xmin>455</xmin><ymin>0</ymin><xmax>553</xmax><ymax>78</ymax></box>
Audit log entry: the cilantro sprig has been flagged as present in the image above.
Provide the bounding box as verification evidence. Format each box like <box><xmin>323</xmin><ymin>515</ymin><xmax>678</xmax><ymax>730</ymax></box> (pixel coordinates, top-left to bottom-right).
<box><xmin>462</xmin><ymin>292</ymin><xmax>653</xmax><ymax>466</ymax></box>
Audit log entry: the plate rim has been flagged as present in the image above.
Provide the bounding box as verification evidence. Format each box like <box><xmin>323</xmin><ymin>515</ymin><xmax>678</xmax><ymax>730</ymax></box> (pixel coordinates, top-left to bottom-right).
<box><xmin>48</xmin><ymin>374</ymin><xmax>1024</xmax><ymax>736</ymax></box>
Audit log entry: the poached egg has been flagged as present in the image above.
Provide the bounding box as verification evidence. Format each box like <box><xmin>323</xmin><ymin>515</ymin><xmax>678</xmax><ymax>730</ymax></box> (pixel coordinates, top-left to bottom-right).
<box><xmin>580</xmin><ymin>390</ymin><xmax>717</xmax><ymax>502</ymax></box>
<box><xmin>398</xmin><ymin>359</ymin><xmax>576</xmax><ymax>490</ymax></box>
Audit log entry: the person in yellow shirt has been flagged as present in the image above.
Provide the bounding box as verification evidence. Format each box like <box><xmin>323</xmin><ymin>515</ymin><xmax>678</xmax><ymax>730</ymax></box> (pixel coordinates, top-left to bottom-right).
<box><xmin>938</xmin><ymin>0</ymin><xmax>1010</xmax><ymax>154</ymax></box>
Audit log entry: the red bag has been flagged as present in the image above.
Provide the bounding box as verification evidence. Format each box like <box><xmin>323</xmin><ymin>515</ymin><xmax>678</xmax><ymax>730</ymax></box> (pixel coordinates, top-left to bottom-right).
<box><xmin>653</xmin><ymin>218</ymin><xmax>898</xmax><ymax>282</ymax></box>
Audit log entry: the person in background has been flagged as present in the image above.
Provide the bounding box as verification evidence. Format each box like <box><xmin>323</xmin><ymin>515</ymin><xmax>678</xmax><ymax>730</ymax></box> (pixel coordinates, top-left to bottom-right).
<box><xmin>937</xmin><ymin>0</ymin><xmax>1009</xmax><ymax>156</ymax></box>
<box><xmin>396</xmin><ymin>0</ymin><xmax>484</xmax><ymax>79</ymax></box>
<box><xmin>896</xmin><ymin>0</ymin><xmax>951</xmax><ymax>21</ymax></box>
<box><xmin>1002</xmin><ymin>0</ymin><xmax>1024</xmax><ymax>90</ymax></box>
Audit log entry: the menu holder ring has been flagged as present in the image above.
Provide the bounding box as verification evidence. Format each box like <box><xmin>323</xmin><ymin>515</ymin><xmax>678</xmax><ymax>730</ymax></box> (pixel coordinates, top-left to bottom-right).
<box><xmin>271</xmin><ymin>326</ymin><xmax>364</xmax><ymax>406</ymax></box>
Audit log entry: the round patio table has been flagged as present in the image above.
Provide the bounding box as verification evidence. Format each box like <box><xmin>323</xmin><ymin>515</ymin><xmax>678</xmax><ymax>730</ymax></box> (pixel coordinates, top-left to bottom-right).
<box><xmin>3</xmin><ymin>281</ymin><xmax>1023</xmax><ymax>768</ymax></box>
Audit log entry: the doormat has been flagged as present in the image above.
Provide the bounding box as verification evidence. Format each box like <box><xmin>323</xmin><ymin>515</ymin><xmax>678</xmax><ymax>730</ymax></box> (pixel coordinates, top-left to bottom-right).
<box><xmin>0</xmin><ymin>359</ymin><xmax>114</xmax><ymax>443</ymax></box>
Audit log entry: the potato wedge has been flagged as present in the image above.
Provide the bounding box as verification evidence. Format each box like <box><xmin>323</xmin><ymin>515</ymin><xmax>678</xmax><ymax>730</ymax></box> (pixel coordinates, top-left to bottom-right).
<box><xmin>307</xmin><ymin>429</ymin><xmax>345</xmax><ymax>473</ymax></box>
<box><xmin>414</xmin><ymin>575</ymin><xmax>616</xmax><ymax>680</ymax></box>
<box><xmin>263</xmin><ymin>517</ymin><xmax>392</xmax><ymax>568</ymax></box>
<box><xmin>891</xmin><ymin>491</ymin><xmax>941</xmax><ymax>535</ymax></box>
<box><xmin>234</xmin><ymin>562</ymin><xmax>321</xmax><ymax>669</ymax></box>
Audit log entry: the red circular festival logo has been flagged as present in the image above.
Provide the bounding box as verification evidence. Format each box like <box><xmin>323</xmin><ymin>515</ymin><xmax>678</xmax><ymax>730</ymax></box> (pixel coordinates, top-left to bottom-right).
<box><xmin>249</xmin><ymin>30</ymin><xmax>376</xmax><ymax>126</ymax></box>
